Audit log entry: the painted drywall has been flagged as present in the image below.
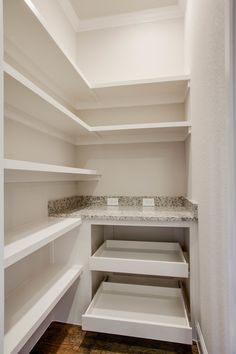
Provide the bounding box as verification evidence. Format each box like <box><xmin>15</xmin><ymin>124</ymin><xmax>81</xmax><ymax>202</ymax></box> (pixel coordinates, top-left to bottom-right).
<box><xmin>76</xmin><ymin>142</ymin><xmax>186</xmax><ymax>196</ymax></box>
<box><xmin>4</xmin><ymin>120</ymin><xmax>78</xmax><ymax>231</ymax></box>
<box><xmin>185</xmin><ymin>1</ymin><xmax>231</xmax><ymax>353</ymax></box>
<box><xmin>4</xmin><ymin>119</ymin><xmax>77</xmax><ymax>166</ymax></box>
<box><xmin>76</xmin><ymin>19</ymin><xmax>185</xmax><ymax>84</ymax></box>
<box><xmin>78</xmin><ymin>103</ymin><xmax>185</xmax><ymax>126</ymax></box>
<box><xmin>0</xmin><ymin>0</ymin><xmax>4</xmax><ymax>352</ymax></box>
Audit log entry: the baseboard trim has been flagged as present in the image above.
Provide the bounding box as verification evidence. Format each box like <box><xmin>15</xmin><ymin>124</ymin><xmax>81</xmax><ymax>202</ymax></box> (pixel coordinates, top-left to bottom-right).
<box><xmin>196</xmin><ymin>322</ymin><xmax>209</xmax><ymax>354</ymax></box>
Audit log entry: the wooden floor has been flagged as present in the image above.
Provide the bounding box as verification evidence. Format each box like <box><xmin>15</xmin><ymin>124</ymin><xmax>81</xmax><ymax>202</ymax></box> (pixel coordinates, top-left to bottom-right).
<box><xmin>31</xmin><ymin>322</ymin><xmax>199</xmax><ymax>354</ymax></box>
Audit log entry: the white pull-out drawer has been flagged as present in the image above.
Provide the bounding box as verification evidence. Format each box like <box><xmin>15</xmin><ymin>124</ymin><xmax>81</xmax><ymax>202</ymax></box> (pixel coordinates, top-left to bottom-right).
<box><xmin>82</xmin><ymin>281</ymin><xmax>192</xmax><ymax>345</ymax></box>
<box><xmin>90</xmin><ymin>240</ymin><xmax>188</xmax><ymax>278</ymax></box>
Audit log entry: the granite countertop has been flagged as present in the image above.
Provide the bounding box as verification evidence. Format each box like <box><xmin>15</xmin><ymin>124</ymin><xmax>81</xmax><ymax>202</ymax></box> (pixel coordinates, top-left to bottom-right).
<box><xmin>52</xmin><ymin>205</ymin><xmax>196</xmax><ymax>222</ymax></box>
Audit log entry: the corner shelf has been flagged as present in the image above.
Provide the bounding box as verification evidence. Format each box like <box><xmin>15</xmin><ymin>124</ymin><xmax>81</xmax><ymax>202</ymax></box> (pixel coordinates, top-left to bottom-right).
<box><xmin>5</xmin><ymin>264</ymin><xmax>83</xmax><ymax>354</ymax></box>
<box><xmin>4</xmin><ymin>1</ymin><xmax>190</xmax><ymax>110</ymax></box>
<box><xmin>4</xmin><ymin>217</ymin><xmax>82</xmax><ymax>268</ymax></box>
<box><xmin>4</xmin><ymin>159</ymin><xmax>100</xmax><ymax>183</ymax></box>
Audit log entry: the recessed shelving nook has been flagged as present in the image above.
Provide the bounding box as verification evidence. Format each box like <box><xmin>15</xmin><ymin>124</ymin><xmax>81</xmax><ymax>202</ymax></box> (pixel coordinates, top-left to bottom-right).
<box><xmin>2</xmin><ymin>0</ymin><xmax>197</xmax><ymax>353</ymax></box>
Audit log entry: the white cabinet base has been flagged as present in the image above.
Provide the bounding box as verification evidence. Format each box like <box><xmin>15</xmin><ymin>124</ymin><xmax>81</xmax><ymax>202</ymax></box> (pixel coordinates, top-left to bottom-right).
<box><xmin>82</xmin><ymin>281</ymin><xmax>192</xmax><ymax>345</ymax></box>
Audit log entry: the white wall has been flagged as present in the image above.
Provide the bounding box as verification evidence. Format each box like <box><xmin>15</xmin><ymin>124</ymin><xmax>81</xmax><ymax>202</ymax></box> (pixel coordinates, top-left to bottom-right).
<box><xmin>4</xmin><ymin>120</ymin><xmax>78</xmax><ymax>231</ymax></box>
<box><xmin>77</xmin><ymin>142</ymin><xmax>186</xmax><ymax>196</ymax></box>
<box><xmin>78</xmin><ymin>103</ymin><xmax>185</xmax><ymax>126</ymax></box>
<box><xmin>4</xmin><ymin>119</ymin><xmax>77</xmax><ymax>166</ymax></box>
<box><xmin>76</xmin><ymin>19</ymin><xmax>185</xmax><ymax>84</ymax></box>
<box><xmin>185</xmin><ymin>1</ymin><xmax>232</xmax><ymax>353</ymax></box>
<box><xmin>0</xmin><ymin>0</ymin><xmax>4</xmax><ymax>352</ymax></box>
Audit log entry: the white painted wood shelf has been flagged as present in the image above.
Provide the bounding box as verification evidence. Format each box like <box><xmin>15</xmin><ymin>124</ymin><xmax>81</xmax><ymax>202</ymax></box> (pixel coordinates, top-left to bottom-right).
<box><xmin>4</xmin><ymin>159</ymin><xmax>100</xmax><ymax>182</ymax></box>
<box><xmin>5</xmin><ymin>264</ymin><xmax>83</xmax><ymax>354</ymax></box>
<box><xmin>4</xmin><ymin>63</ymin><xmax>92</xmax><ymax>144</ymax></box>
<box><xmin>4</xmin><ymin>0</ymin><xmax>94</xmax><ymax>108</ymax></box>
<box><xmin>86</xmin><ymin>121</ymin><xmax>191</xmax><ymax>144</ymax></box>
<box><xmin>90</xmin><ymin>75</ymin><xmax>191</xmax><ymax>109</ymax></box>
<box><xmin>90</xmin><ymin>240</ymin><xmax>188</xmax><ymax>278</ymax></box>
<box><xmin>4</xmin><ymin>63</ymin><xmax>191</xmax><ymax>145</ymax></box>
<box><xmin>4</xmin><ymin>217</ymin><xmax>81</xmax><ymax>268</ymax></box>
<box><xmin>82</xmin><ymin>281</ymin><xmax>192</xmax><ymax>345</ymax></box>
<box><xmin>4</xmin><ymin>1</ymin><xmax>190</xmax><ymax>110</ymax></box>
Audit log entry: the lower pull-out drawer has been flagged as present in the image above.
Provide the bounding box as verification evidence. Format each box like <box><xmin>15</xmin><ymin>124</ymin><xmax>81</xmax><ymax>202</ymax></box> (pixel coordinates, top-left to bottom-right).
<box><xmin>90</xmin><ymin>240</ymin><xmax>188</xmax><ymax>278</ymax></box>
<box><xmin>82</xmin><ymin>281</ymin><xmax>192</xmax><ymax>345</ymax></box>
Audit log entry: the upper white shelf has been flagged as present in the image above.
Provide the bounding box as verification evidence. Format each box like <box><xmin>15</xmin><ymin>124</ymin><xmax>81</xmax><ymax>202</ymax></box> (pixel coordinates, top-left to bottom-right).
<box><xmin>4</xmin><ymin>63</ymin><xmax>92</xmax><ymax>144</ymax></box>
<box><xmin>4</xmin><ymin>0</ymin><xmax>190</xmax><ymax>110</ymax></box>
<box><xmin>4</xmin><ymin>0</ymin><xmax>94</xmax><ymax>107</ymax></box>
<box><xmin>80</xmin><ymin>121</ymin><xmax>191</xmax><ymax>145</ymax></box>
<box><xmin>4</xmin><ymin>63</ymin><xmax>191</xmax><ymax>145</ymax></box>
<box><xmin>89</xmin><ymin>75</ymin><xmax>190</xmax><ymax>109</ymax></box>
<box><xmin>4</xmin><ymin>217</ymin><xmax>82</xmax><ymax>268</ymax></box>
<box><xmin>5</xmin><ymin>264</ymin><xmax>83</xmax><ymax>354</ymax></box>
<box><xmin>4</xmin><ymin>159</ymin><xmax>100</xmax><ymax>183</ymax></box>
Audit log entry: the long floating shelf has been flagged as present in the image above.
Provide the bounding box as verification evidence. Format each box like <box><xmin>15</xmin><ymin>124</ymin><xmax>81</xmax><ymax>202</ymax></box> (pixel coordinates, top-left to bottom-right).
<box><xmin>4</xmin><ymin>63</ymin><xmax>191</xmax><ymax>145</ymax></box>
<box><xmin>4</xmin><ymin>159</ymin><xmax>100</xmax><ymax>183</ymax></box>
<box><xmin>79</xmin><ymin>121</ymin><xmax>191</xmax><ymax>145</ymax></box>
<box><xmin>4</xmin><ymin>63</ymin><xmax>92</xmax><ymax>143</ymax></box>
<box><xmin>4</xmin><ymin>217</ymin><xmax>81</xmax><ymax>268</ymax></box>
<box><xmin>5</xmin><ymin>264</ymin><xmax>83</xmax><ymax>354</ymax></box>
<box><xmin>4</xmin><ymin>0</ymin><xmax>94</xmax><ymax>107</ymax></box>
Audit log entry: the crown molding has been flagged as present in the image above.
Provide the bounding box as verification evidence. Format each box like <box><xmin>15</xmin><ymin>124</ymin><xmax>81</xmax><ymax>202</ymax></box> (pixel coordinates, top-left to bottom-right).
<box><xmin>58</xmin><ymin>0</ymin><xmax>186</xmax><ymax>33</ymax></box>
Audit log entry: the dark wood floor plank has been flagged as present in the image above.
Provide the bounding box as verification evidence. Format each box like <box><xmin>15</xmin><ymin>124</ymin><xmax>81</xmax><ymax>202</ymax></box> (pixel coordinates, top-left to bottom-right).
<box><xmin>31</xmin><ymin>322</ymin><xmax>199</xmax><ymax>354</ymax></box>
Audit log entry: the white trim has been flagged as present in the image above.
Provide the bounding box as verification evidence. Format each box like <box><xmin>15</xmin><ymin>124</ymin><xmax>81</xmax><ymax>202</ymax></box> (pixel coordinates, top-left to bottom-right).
<box><xmin>196</xmin><ymin>322</ymin><xmax>209</xmax><ymax>354</ymax></box>
<box><xmin>60</xmin><ymin>1</ymin><xmax>186</xmax><ymax>33</ymax></box>
<box><xmin>225</xmin><ymin>1</ymin><xmax>236</xmax><ymax>353</ymax></box>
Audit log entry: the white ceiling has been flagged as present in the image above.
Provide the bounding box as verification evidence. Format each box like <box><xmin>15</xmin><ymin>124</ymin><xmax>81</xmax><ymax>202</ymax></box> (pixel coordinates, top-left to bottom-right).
<box><xmin>58</xmin><ymin>0</ymin><xmax>186</xmax><ymax>32</ymax></box>
<box><xmin>69</xmin><ymin>0</ymin><xmax>179</xmax><ymax>20</ymax></box>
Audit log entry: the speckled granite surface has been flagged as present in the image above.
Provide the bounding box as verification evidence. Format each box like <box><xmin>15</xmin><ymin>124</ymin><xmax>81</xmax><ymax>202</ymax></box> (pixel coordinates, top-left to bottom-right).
<box><xmin>50</xmin><ymin>206</ymin><xmax>196</xmax><ymax>222</ymax></box>
<box><xmin>31</xmin><ymin>322</ymin><xmax>199</xmax><ymax>354</ymax></box>
<box><xmin>48</xmin><ymin>196</ymin><xmax>198</xmax><ymax>222</ymax></box>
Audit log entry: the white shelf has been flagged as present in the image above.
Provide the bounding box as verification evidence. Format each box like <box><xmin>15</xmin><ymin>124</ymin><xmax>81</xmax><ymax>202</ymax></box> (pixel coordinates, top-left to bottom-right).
<box><xmin>4</xmin><ymin>217</ymin><xmax>81</xmax><ymax>268</ymax></box>
<box><xmin>90</xmin><ymin>240</ymin><xmax>188</xmax><ymax>278</ymax></box>
<box><xmin>82</xmin><ymin>281</ymin><xmax>192</xmax><ymax>344</ymax></box>
<box><xmin>4</xmin><ymin>159</ymin><xmax>100</xmax><ymax>183</ymax></box>
<box><xmin>84</xmin><ymin>121</ymin><xmax>191</xmax><ymax>144</ymax></box>
<box><xmin>5</xmin><ymin>264</ymin><xmax>83</xmax><ymax>354</ymax></box>
<box><xmin>4</xmin><ymin>0</ymin><xmax>94</xmax><ymax>107</ymax></box>
<box><xmin>4</xmin><ymin>64</ymin><xmax>190</xmax><ymax>145</ymax></box>
<box><xmin>85</xmin><ymin>75</ymin><xmax>190</xmax><ymax>109</ymax></box>
<box><xmin>4</xmin><ymin>0</ymin><xmax>190</xmax><ymax>110</ymax></box>
<box><xmin>4</xmin><ymin>63</ymin><xmax>92</xmax><ymax>143</ymax></box>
